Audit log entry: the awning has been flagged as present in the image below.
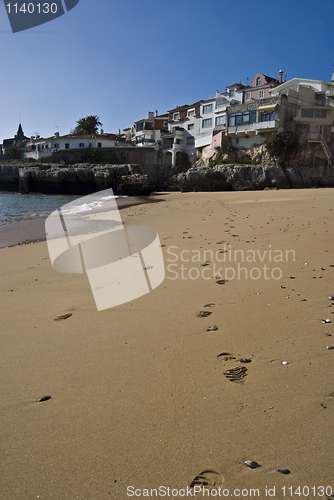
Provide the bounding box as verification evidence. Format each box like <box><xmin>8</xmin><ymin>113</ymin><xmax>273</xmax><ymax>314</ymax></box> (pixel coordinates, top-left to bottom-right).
<box><xmin>257</xmin><ymin>104</ymin><xmax>278</xmax><ymax>112</ymax></box>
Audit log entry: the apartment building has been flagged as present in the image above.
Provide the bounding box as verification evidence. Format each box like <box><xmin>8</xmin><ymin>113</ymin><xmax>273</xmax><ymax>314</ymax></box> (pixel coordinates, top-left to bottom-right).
<box><xmin>132</xmin><ymin>111</ymin><xmax>169</xmax><ymax>146</ymax></box>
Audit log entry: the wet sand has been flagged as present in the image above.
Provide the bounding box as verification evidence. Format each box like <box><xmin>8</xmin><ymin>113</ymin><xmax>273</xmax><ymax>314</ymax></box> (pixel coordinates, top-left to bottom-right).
<box><xmin>1</xmin><ymin>189</ymin><xmax>333</xmax><ymax>499</ymax></box>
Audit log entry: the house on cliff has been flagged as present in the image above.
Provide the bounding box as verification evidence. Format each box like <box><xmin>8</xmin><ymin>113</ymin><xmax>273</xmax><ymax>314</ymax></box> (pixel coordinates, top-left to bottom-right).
<box><xmin>131</xmin><ymin>111</ymin><xmax>169</xmax><ymax>147</ymax></box>
<box><xmin>269</xmin><ymin>75</ymin><xmax>334</xmax><ymax>166</ymax></box>
<box><xmin>24</xmin><ymin>132</ymin><xmax>117</xmax><ymax>160</ymax></box>
<box><xmin>163</xmin><ymin>71</ymin><xmax>283</xmax><ymax>167</ymax></box>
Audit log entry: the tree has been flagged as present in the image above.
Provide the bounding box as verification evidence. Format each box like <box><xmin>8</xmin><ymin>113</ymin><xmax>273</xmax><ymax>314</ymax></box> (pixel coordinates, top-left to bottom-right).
<box><xmin>7</xmin><ymin>145</ymin><xmax>23</xmax><ymax>160</ymax></box>
<box><xmin>73</xmin><ymin>115</ymin><xmax>102</xmax><ymax>135</ymax></box>
<box><xmin>265</xmin><ymin>131</ymin><xmax>298</xmax><ymax>166</ymax></box>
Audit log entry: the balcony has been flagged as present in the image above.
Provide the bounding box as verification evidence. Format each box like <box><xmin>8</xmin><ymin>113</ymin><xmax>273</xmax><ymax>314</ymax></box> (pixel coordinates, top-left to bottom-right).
<box><xmin>227</xmin><ymin>120</ymin><xmax>279</xmax><ymax>137</ymax></box>
<box><xmin>254</xmin><ymin>120</ymin><xmax>279</xmax><ymax>132</ymax></box>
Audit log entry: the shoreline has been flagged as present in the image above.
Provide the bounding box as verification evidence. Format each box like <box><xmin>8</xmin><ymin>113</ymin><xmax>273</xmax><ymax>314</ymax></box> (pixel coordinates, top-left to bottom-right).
<box><xmin>0</xmin><ymin>194</ymin><xmax>161</xmax><ymax>248</ymax></box>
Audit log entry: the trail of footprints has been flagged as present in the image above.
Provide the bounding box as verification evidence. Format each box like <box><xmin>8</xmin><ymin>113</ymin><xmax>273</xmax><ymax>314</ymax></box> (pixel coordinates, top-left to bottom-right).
<box><xmin>196</xmin><ymin>303</ymin><xmax>251</xmax><ymax>383</ymax></box>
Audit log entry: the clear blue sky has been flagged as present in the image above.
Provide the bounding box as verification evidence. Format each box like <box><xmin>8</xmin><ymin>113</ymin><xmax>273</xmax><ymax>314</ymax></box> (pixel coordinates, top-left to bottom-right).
<box><xmin>1</xmin><ymin>0</ymin><xmax>333</xmax><ymax>142</ymax></box>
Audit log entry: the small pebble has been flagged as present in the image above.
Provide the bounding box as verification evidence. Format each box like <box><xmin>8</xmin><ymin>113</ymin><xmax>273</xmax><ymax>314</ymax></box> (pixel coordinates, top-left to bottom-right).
<box><xmin>277</xmin><ymin>468</ymin><xmax>290</xmax><ymax>475</ymax></box>
<box><xmin>321</xmin><ymin>319</ymin><xmax>331</xmax><ymax>324</ymax></box>
<box><xmin>245</xmin><ymin>461</ymin><xmax>260</xmax><ymax>469</ymax></box>
<box><xmin>39</xmin><ymin>396</ymin><xmax>51</xmax><ymax>402</ymax></box>
<box><xmin>281</xmin><ymin>285</ymin><xmax>286</xmax><ymax>289</ymax></box>
<box><xmin>326</xmin><ymin>346</ymin><xmax>334</xmax><ymax>350</ymax></box>
<box><xmin>239</xmin><ymin>358</ymin><xmax>252</xmax><ymax>363</ymax></box>
<box><xmin>301</xmin><ymin>299</ymin><xmax>307</xmax><ymax>301</ymax></box>
<box><xmin>321</xmin><ymin>403</ymin><xmax>327</xmax><ymax>408</ymax></box>
<box><xmin>207</xmin><ymin>326</ymin><xmax>218</xmax><ymax>331</ymax></box>
<box><xmin>282</xmin><ymin>361</ymin><xmax>289</xmax><ymax>365</ymax></box>
<box><xmin>329</xmin><ymin>296</ymin><xmax>334</xmax><ymax>300</ymax></box>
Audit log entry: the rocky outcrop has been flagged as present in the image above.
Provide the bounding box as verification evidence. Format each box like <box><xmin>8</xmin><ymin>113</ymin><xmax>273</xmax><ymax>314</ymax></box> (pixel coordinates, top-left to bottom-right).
<box><xmin>0</xmin><ymin>164</ymin><xmax>20</xmax><ymax>190</ymax></box>
<box><xmin>169</xmin><ymin>164</ymin><xmax>334</xmax><ymax>191</ymax></box>
<box><xmin>0</xmin><ymin>163</ymin><xmax>151</xmax><ymax>195</ymax></box>
<box><xmin>1</xmin><ymin>162</ymin><xmax>334</xmax><ymax>194</ymax></box>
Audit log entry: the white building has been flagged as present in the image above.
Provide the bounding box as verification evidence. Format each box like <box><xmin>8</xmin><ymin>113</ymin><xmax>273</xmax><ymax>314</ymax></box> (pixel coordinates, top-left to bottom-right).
<box><xmin>24</xmin><ymin>132</ymin><xmax>116</xmax><ymax>160</ymax></box>
<box><xmin>164</xmin><ymin>85</ymin><xmax>244</xmax><ymax>167</ymax></box>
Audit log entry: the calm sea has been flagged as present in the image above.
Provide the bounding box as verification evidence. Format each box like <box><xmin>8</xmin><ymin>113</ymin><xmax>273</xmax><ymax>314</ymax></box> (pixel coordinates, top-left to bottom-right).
<box><xmin>0</xmin><ymin>191</ymin><xmax>81</xmax><ymax>226</ymax></box>
<box><xmin>0</xmin><ymin>191</ymin><xmax>148</xmax><ymax>248</ymax></box>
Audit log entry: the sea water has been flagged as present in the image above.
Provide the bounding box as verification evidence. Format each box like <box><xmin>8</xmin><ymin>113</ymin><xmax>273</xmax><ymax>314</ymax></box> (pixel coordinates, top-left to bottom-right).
<box><xmin>0</xmin><ymin>191</ymin><xmax>81</xmax><ymax>226</ymax></box>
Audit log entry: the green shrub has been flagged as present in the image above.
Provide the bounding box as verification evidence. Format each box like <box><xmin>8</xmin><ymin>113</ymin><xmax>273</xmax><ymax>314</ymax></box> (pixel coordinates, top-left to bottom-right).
<box><xmin>265</xmin><ymin>131</ymin><xmax>298</xmax><ymax>158</ymax></box>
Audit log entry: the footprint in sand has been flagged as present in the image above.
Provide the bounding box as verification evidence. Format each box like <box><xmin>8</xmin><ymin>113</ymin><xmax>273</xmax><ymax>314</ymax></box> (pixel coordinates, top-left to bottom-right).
<box><xmin>54</xmin><ymin>313</ymin><xmax>72</xmax><ymax>321</ymax></box>
<box><xmin>190</xmin><ymin>470</ymin><xmax>224</xmax><ymax>493</ymax></box>
<box><xmin>204</xmin><ymin>303</ymin><xmax>216</xmax><ymax>308</ymax></box>
<box><xmin>217</xmin><ymin>352</ymin><xmax>236</xmax><ymax>362</ymax></box>
<box><xmin>223</xmin><ymin>366</ymin><xmax>248</xmax><ymax>382</ymax></box>
<box><xmin>216</xmin><ymin>279</ymin><xmax>228</xmax><ymax>285</ymax></box>
<box><xmin>196</xmin><ymin>311</ymin><xmax>212</xmax><ymax>318</ymax></box>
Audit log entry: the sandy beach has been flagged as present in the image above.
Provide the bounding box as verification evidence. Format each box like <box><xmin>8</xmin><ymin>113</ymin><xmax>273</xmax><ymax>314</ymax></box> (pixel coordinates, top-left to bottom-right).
<box><xmin>1</xmin><ymin>189</ymin><xmax>333</xmax><ymax>500</ymax></box>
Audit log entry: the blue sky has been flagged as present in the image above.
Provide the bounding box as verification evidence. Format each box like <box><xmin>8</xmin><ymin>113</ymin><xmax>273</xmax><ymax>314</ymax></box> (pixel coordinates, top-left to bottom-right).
<box><xmin>1</xmin><ymin>0</ymin><xmax>334</xmax><ymax>142</ymax></box>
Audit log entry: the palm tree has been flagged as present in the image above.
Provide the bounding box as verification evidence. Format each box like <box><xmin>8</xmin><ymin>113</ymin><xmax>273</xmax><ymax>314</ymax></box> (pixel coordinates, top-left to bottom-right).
<box><xmin>74</xmin><ymin>115</ymin><xmax>102</xmax><ymax>135</ymax></box>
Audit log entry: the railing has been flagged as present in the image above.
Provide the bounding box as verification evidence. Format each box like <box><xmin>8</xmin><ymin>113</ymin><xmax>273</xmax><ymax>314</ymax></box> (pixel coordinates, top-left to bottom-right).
<box><xmin>308</xmin><ymin>133</ymin><xmax>333</xmax><ymax>167</ymax></box>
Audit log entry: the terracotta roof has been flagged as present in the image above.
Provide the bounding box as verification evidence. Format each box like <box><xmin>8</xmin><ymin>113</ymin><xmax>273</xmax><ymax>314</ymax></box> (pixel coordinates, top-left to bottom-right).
<box><xmin>27</xmin><ymin>133</ymin><xmax>116</xmax><ymax>143</ymax></box>
<box><xmin>168</xmin><ymin>100</ymin><xmax>204</xmax><ymax>113</ymax></box>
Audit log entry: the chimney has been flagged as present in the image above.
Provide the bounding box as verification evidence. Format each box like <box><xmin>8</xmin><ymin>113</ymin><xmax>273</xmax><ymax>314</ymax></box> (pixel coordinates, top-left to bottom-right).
<box><xmin>54</xmin><ymin>132</ymin><xmax>59</xmax><ymax>137</ymax></box>
<box><xmin>148</xmin><ymin>111</ymin><xmax>154</xmax><ymax>120</ymax></box>
<box><xmin>118</xmin><ymin>129</ymin><xmax>121</xmax><ymax>135</ymax></box>
<box><xmin>279</xmin><ymin>70</ymin><xmax>283</xmax><ymax>84</ymax></box>
<box><xmin>100</xmin><ymin>128</ymin><xmax>104</xmax><ymax>135</ymax></box>
<box><xmin>331</xmin><ymin>72</ymin><xmax>334</xmax><ymax>85</ymax></box>
<box><xmin>155</xmin><ymin>110</ymin><xmax>158</xmax><ymax>117</ymax></box>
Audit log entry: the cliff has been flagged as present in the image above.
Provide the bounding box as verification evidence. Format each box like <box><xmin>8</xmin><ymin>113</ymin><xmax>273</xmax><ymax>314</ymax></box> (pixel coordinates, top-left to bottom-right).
<box><xmin>1</xmin><ymin>162</ymin><xmax>334</xmax><ymax>195</ymax></box>
<box><xmin>168</xmin><ymin>164</ymin><xmax>334</xmax><ymax>191</ymax></box>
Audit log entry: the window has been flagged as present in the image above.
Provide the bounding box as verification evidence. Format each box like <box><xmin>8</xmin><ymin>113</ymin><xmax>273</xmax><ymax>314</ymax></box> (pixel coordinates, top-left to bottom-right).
<box><xmin>188</xmin><ymin>123</ymin><xmax>194</xmax><ymax>131</ymax></box>
<box><xmin>246</xmin><ymin>92</ymin><xmax>251</xmax><ymax>101</ymax></box>
<box><xmin>79</xmin><ymin>143</ymin><xmax>84</xmax><ymax>148</ymax></box>
<box><xmin>65</xmin><ymin>143</ymin><xmax>69</xmax><ymax>149</ymax></box>
<box><xmin>259</xmin><ymin>90</ymin><xmax>264</xmax><ymax>98</ymax></box>
<box><xmin>215</xmin><ymin>116</ymin><xmax>225</xmax><ymax>126</ymax></box>
<box><xmin>163</xmin><ymin>121</ymin><xmax>168</xmax><ymax>126</ymax></box>
<box><xmin>301</xmin><ymin>109</ymin><xmax>327</xmax><ymax>118</ymax></box>
<box><xmin>97</xmin><ymin>143</ymin><xmax>102</xmax><ymax>148</ymax></box>
<box><xmin>188</xmin><ymin>109</ymin><xmax>195</xmax><ymax>117</ymax></box>
<box><xmin>256</xmin><ymin>76</ymin><xmax>261</xmax><ymax>86</ymax></box>
<box><xmin>228</xmin><ymin>110</ymin><xmax>256</xmax><ymax>127</ymax></box>
<box><xmin>203</xmin><ymin>104</ymin><xmax>213</xmax><ymax>114</ymax></box>
<box><xmin>54</xmin><ymin>143</ymin><xmax>59</xmax><ymax>149</ymax></box>
<box><xmin>202</xmin><ymin>118</ymin><xmax>212</xmax><ymax>128</ymax></box>
<box><xmin>261</xmin><ymin>113</ymin><xmax>275</xmax><ymax>122</ymax></box>
<box><xmin>229</xmin><ymin>89</ymin><xmax>234</xmax><ymax>97</ymax></box>
<box><xmin>173</xmin><ymin>112</ymin><xmax>180</xmax><ymax>120</ymax></box>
